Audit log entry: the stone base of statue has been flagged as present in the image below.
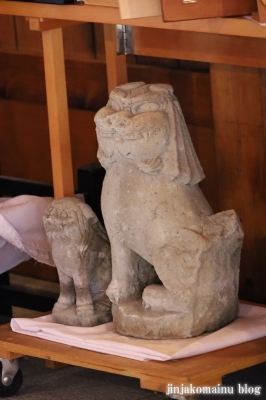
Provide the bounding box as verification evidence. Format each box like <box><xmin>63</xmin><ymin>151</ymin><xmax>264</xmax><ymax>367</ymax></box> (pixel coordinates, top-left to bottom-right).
<box><xmin>52</xmin><ymin>300</ymin><xmax>112</xmax><ymax>327</ymax></box>
<box><xmin>112</xmin><ymin>293</ymin><xmax>238</xmax><ymax>340</ymax></box>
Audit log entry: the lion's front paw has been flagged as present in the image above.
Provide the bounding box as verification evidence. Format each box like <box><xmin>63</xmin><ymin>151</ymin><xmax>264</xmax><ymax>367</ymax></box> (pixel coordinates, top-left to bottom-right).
<box><xmin>52</xmin><ymin>301</ymin><xmax>71</xmax><ymax>314</ymax></box>
<box><xmin>106</xmin><ymin>280</ymin><xmax>140</xmax><ymax>304</ymax></box>
<box><xmin>76</xmin><ymin>303</ymin><xmax>94</xmax><ymax>317</ymax></box>
<box><xmin>76</xmin><ymin>304</ymin><xmax>95</xmax><ymax>327</ymax></box>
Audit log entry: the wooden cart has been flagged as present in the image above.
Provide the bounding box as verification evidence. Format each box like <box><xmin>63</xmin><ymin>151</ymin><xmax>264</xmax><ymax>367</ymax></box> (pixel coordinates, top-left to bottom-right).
<box><xmin>1</xmin><ymin>0</ymin><xmax>266</xmax><ymax>398</ymax></box>
<box><xmin>1</xmin><ymin>320</ymin><xmax>266</xmax><ymax>398</ymax></box>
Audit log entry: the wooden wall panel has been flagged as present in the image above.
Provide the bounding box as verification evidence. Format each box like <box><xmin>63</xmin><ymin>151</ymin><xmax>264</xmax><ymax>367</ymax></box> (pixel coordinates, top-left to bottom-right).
<box><xmin>0</xmin><ymin>100</ymin><xmax>98</xmax><ymax>185</ymax></box>
<box><xmin>210</xmin><ymin>64</ymin><xmax>266</xmax><ymax>304</ymax></box>
<box><xmin>0</xmin><ymin>99</ymin><xmax>52</xmax><ymax>182</ymax></box>
<box><xmin>93</xmin><ymin>23</ymin><xmax>105</xmax><ymax>61</ymax></box>
<box><xmin>11</xmin><ymin>17</ymin><xmax>96</xmax><ymax>60</ymax></box>
<box><xmin>0</xmin><ymin>53</ymin><xmax>108</xmax><ymax>110</ymax></box>
<box><xmin>0</xmin><ymin>16</ymin><xmax>17</xmax><ymax>53</ymax></box>
<box><xmin>63</xmin><ymin>23</ymin><xmax>96</xmax><ymax>61</ymax></box>
<box><xmin>133</xmin><ymin>27</ymin><xmax>266</xmax><ymax>69</ymax></box>
<box><xmin>15</xmin><ymin>16</ymin><xmax>42</xmax><ymax>55</ymax></box>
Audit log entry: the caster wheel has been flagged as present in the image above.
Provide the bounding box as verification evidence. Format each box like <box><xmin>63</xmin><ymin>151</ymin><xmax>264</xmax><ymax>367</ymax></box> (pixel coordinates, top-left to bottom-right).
<box><xmin>0</xmin><ymin>363</ymin><xmax>23</xmax><ymax>397</ymax></box>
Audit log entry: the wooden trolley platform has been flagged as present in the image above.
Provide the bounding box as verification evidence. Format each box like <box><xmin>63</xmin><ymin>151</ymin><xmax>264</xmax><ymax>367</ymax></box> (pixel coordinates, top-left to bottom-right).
<box><xmin>1</xmin><ymin>321</ymin><xmax>266</xmax><ymax>394</ymax></box>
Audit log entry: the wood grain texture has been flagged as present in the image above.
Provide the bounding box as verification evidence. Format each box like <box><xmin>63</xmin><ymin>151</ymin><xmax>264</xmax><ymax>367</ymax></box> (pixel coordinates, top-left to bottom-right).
<box><xmin>118</xmin><ymin>0</ymin><xmax>161</xmax><ymax>19</ymax></box>
<box><xmin>27</xmin><ymin>17</ymin><xmax>82</xmax><ymax>31</ymax></box>
<box><xmin>1</xmin><ymin>1</ymin><xmax>266</xmax><ymax>41</ymax></box>
<box><xmin>0</xmin><ymin>322</ymin><xmax>266</xmax><ymax>390</ymax></box>
<box><xmin>255</xmin><ymin>0</ymin><xmax>266</xmax><ymax>22</ymax></box>
<box><xmin>15</xmin><ymin>16</ymin><xmax>42</xmax><ymax>55</ymax></box>
<box><xmin>0</xmin><ymin>15</ymin><xmax>17</xmax><ymax>52</ymax></box>
<box><xmin>210</xmin><ymin>64</ymin><xmax>266</xmax><ymax>304</ymax></box>
<box><xmin>161</xmin><ymin>0</ymin><xmax>257</xmax><ymax>22</ymax></box>
<box><xmin>0</xmin><ymin>100</ymin><xmax>98</xmax><ymax>185</ymax></box>
<box><xmin>83</xmin><ymin>0</ymin><xmax>118</xmax><ymax>6</ymax></box>
<box><xmin>42</xmin><ymin>28</ymin><xmax>74</xmax><ymax>198</ymax></box>
<box><xmin>10</xmin><ymin>17</ymin><xmax>97</xmax><ymax>60</ymax></box>
<box><xmin>133</xmin><ymin>27</ymin><xmax>266</xmax><ymax>69</ymax></box>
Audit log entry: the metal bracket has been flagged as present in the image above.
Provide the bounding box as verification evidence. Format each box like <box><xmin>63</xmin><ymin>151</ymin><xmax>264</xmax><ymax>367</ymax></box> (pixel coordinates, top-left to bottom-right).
<box><xmin>0</xmin><ymin>358</ymin><xmax>20</xmax><ymax>386</ymax></box>
<box><xmin>116</xmin><ymin>25</ymin><xmax>134</xmax><ymax>55</ymax></box>
<box><xmin>182</xmin><ymin>0</ymin><xmax>198</xmax><ymax>3</ymax></box>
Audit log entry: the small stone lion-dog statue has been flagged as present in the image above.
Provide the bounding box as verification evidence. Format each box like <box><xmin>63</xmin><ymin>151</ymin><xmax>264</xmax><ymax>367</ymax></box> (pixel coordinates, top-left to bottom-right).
<box><xmin>94</xmin><ymin>82</ymin><xmax>244</xmax><ymax>339</ymax></box>
<box><xmin>43</xmin><ymin>197</ymin><xmax>112</xmax><ymax>327</ymax></box>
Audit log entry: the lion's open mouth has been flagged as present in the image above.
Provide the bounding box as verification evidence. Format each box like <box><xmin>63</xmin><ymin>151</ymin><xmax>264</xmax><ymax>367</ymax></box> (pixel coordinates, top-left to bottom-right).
<box><xmin>97</xmin><ymin>129</ymin><xmax>159</xmax><ymax>141</ymax></box>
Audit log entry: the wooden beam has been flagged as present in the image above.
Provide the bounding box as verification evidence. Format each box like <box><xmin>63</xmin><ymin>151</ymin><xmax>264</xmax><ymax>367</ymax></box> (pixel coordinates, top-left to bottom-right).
<box><xmin>42</xmin><ymin>28</ymin><xmax>74</xmax><ymax>198</ymax></box>
<box><xmin>1</xmin><ymin>2</ymin><xmax>266</xmax><ymax>40</ymax></box>
<box><xmin>27</xmin><ymin>17</ymin><xmax>83</xmax><ymax>31</ymax></box>
<box><xmin>133</xmin><ymin>27</ymin><xmax>266</xmax><ymax>68</ymax></box>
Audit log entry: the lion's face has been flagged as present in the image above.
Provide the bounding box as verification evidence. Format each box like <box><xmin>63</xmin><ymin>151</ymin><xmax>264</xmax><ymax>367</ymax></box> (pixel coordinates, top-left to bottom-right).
<box><xmin>95</xmin><ymin>98</ymin><xmax>169</xmax><ymax>165</ymax></box>
<box><xmin>95</xmin><ymin>82</ymin><xmax>204</xmax><ymax>184</ymax></box>
<box><xmin>44</xmin><ymin>200</ymin><xmax>85</xmax><ymax>246</ymax></box>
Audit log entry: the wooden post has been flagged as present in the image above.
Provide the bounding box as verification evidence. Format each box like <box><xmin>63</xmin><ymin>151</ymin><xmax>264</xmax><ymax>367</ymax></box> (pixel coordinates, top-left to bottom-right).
<box><xmin>103</xmin><ymin>24</ymin><xmax>128</xmax><ymax>93</ymax></box>
<box><xmin>41</xmin><ymin>28</ymin><xmax>74</xmax><ymax>198</ymax></box>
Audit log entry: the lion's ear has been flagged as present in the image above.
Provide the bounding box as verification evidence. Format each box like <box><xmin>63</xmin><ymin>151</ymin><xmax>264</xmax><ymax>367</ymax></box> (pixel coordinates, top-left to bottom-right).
<box><xmin>77</xmin><ymin>202</ymin><xmax>97</xmax><ymax>222</ymax></box>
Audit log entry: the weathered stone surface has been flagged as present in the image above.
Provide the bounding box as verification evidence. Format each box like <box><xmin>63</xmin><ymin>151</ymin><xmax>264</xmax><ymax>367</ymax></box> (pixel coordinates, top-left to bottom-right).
<box><xmin>43</xmin><ymin>197</ymin><xmax>112</xmax><ymax>327</ymax></box>
<box><xmin>95</xmin><ymin>82</ymin><xmax>244</xmax><ymax>339</ymax></box>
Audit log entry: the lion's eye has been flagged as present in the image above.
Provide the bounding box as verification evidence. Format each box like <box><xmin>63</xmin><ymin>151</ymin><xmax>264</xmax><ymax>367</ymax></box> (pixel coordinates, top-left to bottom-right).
<box><xmin>131</xmin><ymin>102</ymin><xmax>160</xmax><ymax>114</ymax></box>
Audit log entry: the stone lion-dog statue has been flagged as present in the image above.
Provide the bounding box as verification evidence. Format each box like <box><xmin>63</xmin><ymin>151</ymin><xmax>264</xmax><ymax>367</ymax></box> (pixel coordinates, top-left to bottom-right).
<box><xmin>95</xmin><ymin>82</ymin><xmax>244</xmax><ymax>339</ymax></box>
<box><xmin>43</xmin><ymin>197</ymin><xmax>112</xmax><ymax>327</ymax></box>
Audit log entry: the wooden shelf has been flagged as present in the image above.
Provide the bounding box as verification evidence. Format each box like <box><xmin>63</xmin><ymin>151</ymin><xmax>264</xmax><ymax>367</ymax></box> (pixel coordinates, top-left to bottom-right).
<box><xmin>0</xmin><ymin>1</ymin><xmax>266</xmax><ymax>39</ymax></box>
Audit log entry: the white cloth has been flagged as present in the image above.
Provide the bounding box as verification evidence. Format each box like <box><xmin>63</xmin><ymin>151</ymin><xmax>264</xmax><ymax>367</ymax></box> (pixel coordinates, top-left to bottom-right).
<box><xmin>11</xmin><ymin>303</ymin><xmax>266</xmax><ymax>362</ymax></box>
<box><xmin>0</xmin><ymin>195</ymin><xmax>55</xmax><ymax>273</ymax></box>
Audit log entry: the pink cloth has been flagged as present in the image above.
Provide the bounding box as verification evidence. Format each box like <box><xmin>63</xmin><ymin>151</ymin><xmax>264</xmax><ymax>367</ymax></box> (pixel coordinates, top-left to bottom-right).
<box><xmin>0</xmin><ymin>195</ymin><xmax>55</xmax><ymax>273</ymax></box>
